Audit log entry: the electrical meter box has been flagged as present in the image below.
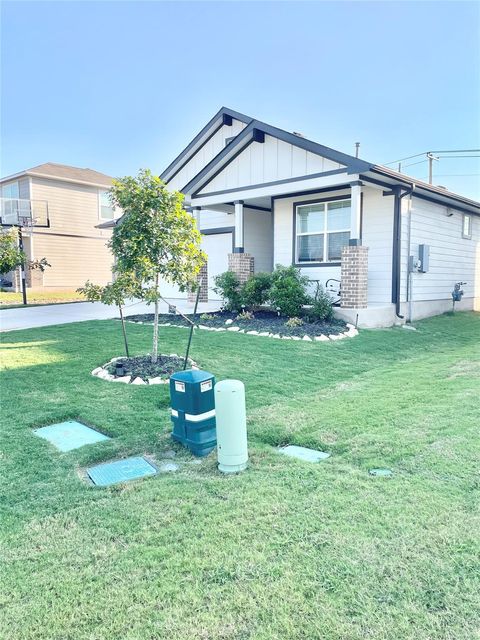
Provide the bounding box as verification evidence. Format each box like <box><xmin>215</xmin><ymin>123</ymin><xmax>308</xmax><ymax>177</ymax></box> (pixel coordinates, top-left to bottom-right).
<box><xmin>418</xmin><ymin>244</ymin><xmax>430</xmax><ymax>273</ymax></box>
<box><xmin>169</xmin><ymin>369</ymin><xmax>216</xmax><ymax>456</ymax></box>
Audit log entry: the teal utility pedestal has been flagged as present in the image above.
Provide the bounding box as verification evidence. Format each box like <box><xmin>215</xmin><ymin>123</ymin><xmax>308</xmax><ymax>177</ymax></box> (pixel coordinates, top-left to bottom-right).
<box><xmin>169</xmin><ymin>370</ymin><xmax>216</xmax><ymax>456</ymax></box>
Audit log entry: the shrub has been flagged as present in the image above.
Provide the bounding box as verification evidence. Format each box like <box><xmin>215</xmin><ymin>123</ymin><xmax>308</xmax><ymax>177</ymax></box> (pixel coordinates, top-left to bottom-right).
<box><xmin>269</xmin><ymin>265</ymin><xmax>310</xmax><ymax>317</ymax></box>
<box><xmin>199</xmin><ymin>313</ymin><xmax>215</xmax><ymax>321</ymax></box>
<box><xmin>241</xmin><ymin>272</ymin><xmax>272</xmax><ymax>309</ymax></box>
<box><xmin>285</xmin><ymin>316</ymin><xmax>304</xmax><ymax>327</ymax></box>
<box><xmin>306</xmin><ymin>285</ymin><xmax>334</xmax><ymax>322</ymax></box>
<box><xmin>213</xmin><ymin>271</ymin><xmax>243</xmax><ymax>311</ymax></box>
<box><xmin>236</xmin><ymin>310</ymin><xmax>254</xmax><ymax>321</ymax></box>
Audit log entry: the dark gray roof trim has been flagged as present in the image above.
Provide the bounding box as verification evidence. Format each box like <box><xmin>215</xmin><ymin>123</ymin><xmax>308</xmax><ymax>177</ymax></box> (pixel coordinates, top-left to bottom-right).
<box><xmin>160</xmin><ymin>107</ymin><xmax>252</xmax><ymax>183</ymax></box>
<box><xmin>182</xmin><ymin>118</ymin><xmax>373</xmax><ymax>196</ymax></box>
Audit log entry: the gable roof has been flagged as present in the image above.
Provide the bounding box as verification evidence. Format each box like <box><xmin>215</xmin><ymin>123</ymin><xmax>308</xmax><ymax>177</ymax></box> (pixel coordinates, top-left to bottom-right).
<box><xmin>160</xmin><ymin>107</ymin><xmax>252</xmax><ymax>184</ymax></box>
<box><xmin>0</xmin><ymin>162</ymin><xmax>114</xmax><ymax>188</ymax></box>
<box><xmin>161</xmin><ymin>107</ymin><xmax>479</xmax><ymax>213</ymax></box>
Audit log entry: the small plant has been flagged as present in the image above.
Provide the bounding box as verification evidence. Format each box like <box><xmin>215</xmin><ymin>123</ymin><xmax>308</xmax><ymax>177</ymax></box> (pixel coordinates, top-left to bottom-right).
<box><xmin>285</xmin><ymin>316</ymin><xmax>304</xmax><ymax>327</ymax></box>
<box><xmin>306</xmin><ymin>285</ymin><xmax>334</xmax><ymax>322</ymax></box>
<box><xmin>236</xmin><ymin>310</ymin><xmax>254</xmax><ymax>321</ymax></box>
<box><xmin>241</xmin><ymin>272</ymin><xmax>272</xmax><ymax>309</ymax></box>
<box><xmin>269</xmin><ymin>265</ymin><xmax>310</xmax><ymax>317</ymax></box>
<box><xmin>199</xmin><ymin>313</ymin><xmax>216</xmax><ymax>322</ymax></box>
<box><xmin>213</xmin><ymin>271</ymin><xmax>243</xmax><ymax>311</ymax></box>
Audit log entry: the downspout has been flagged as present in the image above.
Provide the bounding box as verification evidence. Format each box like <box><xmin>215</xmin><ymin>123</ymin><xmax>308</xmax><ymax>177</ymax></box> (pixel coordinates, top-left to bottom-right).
<box><xmin>392</xmin><ymin>184</ymin><xmax>415</xmax><ymax>319</ymax></box>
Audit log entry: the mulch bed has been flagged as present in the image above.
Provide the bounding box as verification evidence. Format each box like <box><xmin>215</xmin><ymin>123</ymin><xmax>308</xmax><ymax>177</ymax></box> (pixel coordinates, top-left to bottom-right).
<box><xmin>106</xmin><ymin>355</ymin><xmax>186</xmax><ymax>382</ymax></box>
<box><xmin>125</xmin><ymin>309</ymin><xmax>347</xmax><ymax>339</ymax></box>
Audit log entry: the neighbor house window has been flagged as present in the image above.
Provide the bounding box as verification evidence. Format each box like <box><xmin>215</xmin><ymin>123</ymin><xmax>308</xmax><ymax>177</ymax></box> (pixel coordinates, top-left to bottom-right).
<box><xmin>462</xmin><ymin>214</ymin><xmax>472</xmax><ymax>239</ymax></box>
<box><xmin>296</xmin><ymin>199</ymin><xmax>351</xmax><ymax>263</ymax></box>
<box><xmin>1</xmin><ymin>181</ymin><xmax>20</xmax><ymax>199</ymax></box>
<box><xmin>99</xmin><ymin>191</ymin><xmax>114</xmax><ymax>219</ymax></box>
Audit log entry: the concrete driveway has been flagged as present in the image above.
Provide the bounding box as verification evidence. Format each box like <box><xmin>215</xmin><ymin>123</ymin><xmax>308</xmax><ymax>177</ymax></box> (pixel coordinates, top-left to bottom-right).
<box><xmin>0</xmin><ymin>298</ymin><xmax>221</xmax><ymax>332</ymax></box>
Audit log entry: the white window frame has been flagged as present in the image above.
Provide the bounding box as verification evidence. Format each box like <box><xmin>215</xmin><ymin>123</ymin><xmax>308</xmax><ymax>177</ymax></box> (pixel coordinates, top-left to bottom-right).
<box><xmin>1</xmin><ymin>180</ymin><xmax>20</xmax><ymax>199</ymax></box>
<box><xmin>295</xmin><ymin>198</ymin><xmax>351</xmax><ymax>265</ymax></box>
<box><xmin>98</xmin><ymin>190</ymin><xmax>115</xmax><ymax>220</ymax></box>
<box><xmin>462</xmin><ymin>214</ymin><xmax>472</xmax><ymax>239</ymax></box>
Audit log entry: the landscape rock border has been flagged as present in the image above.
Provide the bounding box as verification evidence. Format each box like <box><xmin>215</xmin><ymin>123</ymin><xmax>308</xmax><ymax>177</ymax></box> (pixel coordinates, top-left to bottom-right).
<box><xmin>91</xmin><ymin>354</ymin><xmax>199</xmax><ymax>385</ymax></box>
<box><xmin>126</xmin><ymin>319</ymin><xmax>359</xmax><ymax>342</ymax></box>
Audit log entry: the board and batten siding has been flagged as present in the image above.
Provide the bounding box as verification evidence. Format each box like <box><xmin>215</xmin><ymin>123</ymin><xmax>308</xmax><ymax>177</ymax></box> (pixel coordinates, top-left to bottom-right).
<box><xmin>244</xmin><ymin>211</ymin><xmax>273</xmax><ymax>273</ymax></box>
<box><xmin>198</xmin><ymin>136</ymin><xmax>345</xmax><ymax>196</ymax></box>
<box><xmin>399</xmin><ymin>197</ymin><xmax>479</xmax><ymax>303</ymax></box>
<box><xmin>29</xmin><ymin>176</ymin><xmax>114</xmax><ymax>288</ymax></box>
<box><xmin>167</xmin><ymin>120</ymin><xmax>247</xmax><ymax>192</ymax></box>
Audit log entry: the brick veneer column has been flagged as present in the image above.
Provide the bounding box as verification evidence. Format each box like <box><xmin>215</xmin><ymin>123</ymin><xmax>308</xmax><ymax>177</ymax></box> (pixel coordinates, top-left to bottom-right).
<box><xmin>340</xmin><ymin>245</ymin><xmax>369</xmax><ymax>308</ymax></box>
<box><xmin>228</xmin><ymin>252</ymin><xmax>254</xmax><ymax>285</ymax></box>
<box><xmin>188</xmin><ymin>261</ymin><xmax>208</xmax><ymax>303</ymax></box>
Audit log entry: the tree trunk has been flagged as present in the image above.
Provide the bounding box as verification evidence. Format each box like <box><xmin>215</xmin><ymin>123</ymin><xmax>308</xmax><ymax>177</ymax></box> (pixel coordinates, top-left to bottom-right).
<box><xmin>152</xmin><ymin>273</ymin><xmax>159</xmax><ymax>364</ymax></box>
<box><xmin>118</xmin><ymin>304</ymin><xmax>129</xmax><ymax>358</ymax></box>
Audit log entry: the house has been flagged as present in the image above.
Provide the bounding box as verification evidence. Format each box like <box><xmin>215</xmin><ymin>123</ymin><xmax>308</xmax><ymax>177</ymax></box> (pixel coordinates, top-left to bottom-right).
<box><xmin>158</xmin><ymin>107</ymin><xmax>479</xmax><ymax>327</ymax></box>
<box><xmin>0</xmin><ymin>163</ymin><xmax>118</xmax><ymax>290</ymax></box>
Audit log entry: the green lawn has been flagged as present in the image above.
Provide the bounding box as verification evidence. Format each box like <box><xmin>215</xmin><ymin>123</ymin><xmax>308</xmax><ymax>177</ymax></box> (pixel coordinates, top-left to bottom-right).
<box><xmin>0</xmin><ymin>289</ymin><xmax>85</xmax><ymax>308</ymax></box>
<box><xmin>1</xmin><ymin>313</ymin><xmax>479</xmax><ymax>640</ymax></box>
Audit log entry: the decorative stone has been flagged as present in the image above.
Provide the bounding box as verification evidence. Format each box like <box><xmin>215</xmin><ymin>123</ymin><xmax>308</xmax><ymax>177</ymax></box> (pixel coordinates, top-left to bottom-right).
<box><xmin>158</xmin><ymin>461</ymin><xmax>179</xmax><ymax>473</ymax></box>
<box><xmin>282</xmin><ymin>336</ymin><xmax>291</xmax><ymax>340</ymax></box>
<box><xmin>199</xmin><ymin>325</ymin><xmax>209</xmax><ymax>330</ymax></box>
<box><xmin>148</xmin><ymin>377</ymin><xmax>164</xmax><ymax>385</ymax></box>
<box><xmin>238</xmin><ymin>329</ymin><xmax>245</xmax><ymax>333</ymax></box>
<box><xmin>113</xmin><ymin>376</ymin><xmax>131</xmax><ymax>384</ymax></box>
<box><xmin>96</xmin><ymin>368</ymin><xmax>111</xmax><ymax>379</ymax></box>
<box><xmin>225</xmin><ymin>319</ymin><xmax>233</xmax><ymax>325</ymax></box>
<box><xmin>131</xmin><ymin>377</ymin><xmax>147</xmax><ymax>385</ymax></box>
<box><xmin>271</xmin><ymin>333</ymin><xmax>281</xmax><ymax>339</ymax></box>
<box><xmin>91</xmin><ymin>367</ymin><xmax>103</xmax><ymax>376</ymax></box>
<box><xmin>329</xmin><ymin>334</ymin><xmax>340</xmax><ymax>341</ymax></box>
<box><xmin>227</xmin><ymin>326</ymin><xmax>240</xmax><ymax>332</ymax></box>
<box><xmin>315</xmin><ymin>335</ymin><xmax>329</xmax><ymax>342</ymax></box>
<box><xmin>291</xmin><ymin>336</ymin><xmax>301</xmax><ymax>341</ymax></box>
<box><xmin>369</xmin><ymin>468</ymin><xmax>393</xmax><ymax>477</ymax></box>
<box><xmin>302</xmin><ymin>335</ymin><xmax>312</xmax><ymax>341</ymax></box>
<box><xmin>216</xmin><ymin>328</ymin><xmax>226</xmax><ymax>332</ymax></box>
<box><xmin>346</xmin><ymin>323</ymin><xmax>355</xmax><ymax>329</ymax></box>
<box><xmin>247</xmin><ymin>330</ymin><xmax>259</xmax><ymax>335</ymax></box>
<box><xmin>258</xmin><ymin>331</ymin><xmax>270</xmax><ymax>337</ymax></box>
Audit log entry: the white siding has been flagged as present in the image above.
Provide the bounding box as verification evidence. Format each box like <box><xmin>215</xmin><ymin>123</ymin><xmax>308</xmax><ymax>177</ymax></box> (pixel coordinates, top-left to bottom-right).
<box><xmin>199</xmin><ymin>135</ymin><xmax>345</xmax><ymax>195</ymax></box>
<box><xmin>167</xmin><ymin>120</ymin><xmax>247</xmax><ymax>192</ymax></box>
<box><xmin>199</xmin><ymin>209</ymin><xmax>233</xmax><ymax>230</ymax></box>
<box><xmin>244</xmin><ymin>211</ymin><xmax>273</xmax><ymax>273</ymax></box>
<box><xmin>400</xmin><ymin>197</ymin><xmax>479</xmax><ymax>302</ymax></box>
<box><xmin>362</xmin><ymin>188</ymin><xmax>394</xmax><ymax>304</ymax></box>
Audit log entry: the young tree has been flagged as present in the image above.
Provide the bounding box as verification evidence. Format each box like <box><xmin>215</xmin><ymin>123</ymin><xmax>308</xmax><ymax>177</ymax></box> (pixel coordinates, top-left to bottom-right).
<box><xmin>0</xmin><ymin>228</ymin><xmax>25</xmax><ymax>274</ymax></box>
<box><xmin>78</xmin><ymin>273</ymin><xmax>141</xmax><ymax>357</ymax></box>
<box><xmin>109</xmin><ymin>170</ymin><xmax>205</xmax><ymax>363</ymax></box>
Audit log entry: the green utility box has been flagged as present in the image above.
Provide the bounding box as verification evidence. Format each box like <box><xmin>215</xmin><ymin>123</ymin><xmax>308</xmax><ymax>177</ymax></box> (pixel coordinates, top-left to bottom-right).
<box><xmin>169</xmin><ymin>369</ymin><xmax>216</xmax><ymax>456</ymax></box>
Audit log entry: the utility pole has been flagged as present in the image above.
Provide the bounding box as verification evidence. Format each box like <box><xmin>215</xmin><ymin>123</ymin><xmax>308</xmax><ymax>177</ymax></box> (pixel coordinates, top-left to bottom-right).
<box><xmin>427</xmin><ymin>152</ymin><xmax>439</xmax><ymax>184</ymax></box>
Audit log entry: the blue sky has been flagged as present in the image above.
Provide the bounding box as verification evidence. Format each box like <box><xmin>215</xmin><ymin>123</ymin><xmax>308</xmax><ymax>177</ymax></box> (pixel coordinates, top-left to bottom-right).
<box><xmin>1</xmin><ymin>1</ymin><xmax>479</xmax><ymax>199</ymax></box>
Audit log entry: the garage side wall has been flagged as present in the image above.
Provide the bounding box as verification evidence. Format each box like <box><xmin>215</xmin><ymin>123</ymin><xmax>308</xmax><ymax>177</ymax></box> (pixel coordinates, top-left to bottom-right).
<box><xmin>399</xmin><ymin>196</ymin><xmax>479</xmax><ymax>318</ymax></box>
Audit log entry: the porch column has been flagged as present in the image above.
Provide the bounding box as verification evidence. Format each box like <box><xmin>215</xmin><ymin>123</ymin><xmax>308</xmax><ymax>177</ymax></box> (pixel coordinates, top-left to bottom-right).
<box><xmin>349</xmin><ymin>181</ymin><xmax>362</xmax><ymax>245</ymax></box>
<box><xmin>234</xmin><ymin>200</ymin><xmax>244</xmax><ymax>252</ymax></box>
<box><xmin>229</xmin><ymin>200</ymin><xmax>254</xmax><ymax>284</ymax></box>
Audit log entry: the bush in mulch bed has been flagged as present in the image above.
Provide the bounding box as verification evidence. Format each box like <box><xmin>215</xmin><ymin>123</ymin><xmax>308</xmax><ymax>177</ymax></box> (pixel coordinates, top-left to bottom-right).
<box><xmin>106</xmin><ymin>354</ymin><xmax>186</xmax><ymax>382</ymax></box>
<box><xmin>125</xmin><ymin>309</ymin><xmax>348</xmax><ymax>339</ymax></box>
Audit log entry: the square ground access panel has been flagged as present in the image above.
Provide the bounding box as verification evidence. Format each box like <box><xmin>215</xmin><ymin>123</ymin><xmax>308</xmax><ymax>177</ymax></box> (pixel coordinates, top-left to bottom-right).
<box><xmin>34</xmin><ymin>421</ymin><xmax>110</xmax><ymax>452</ymax></box>
<box><xmin>87</xmin><ymin>457</ymin><xmax>157</xmax><ymax>487</ymax></box>
<box><xmin>278</xmin><ymin>445</ymin><xmax>330</xmax><ymax>463</ymax></box>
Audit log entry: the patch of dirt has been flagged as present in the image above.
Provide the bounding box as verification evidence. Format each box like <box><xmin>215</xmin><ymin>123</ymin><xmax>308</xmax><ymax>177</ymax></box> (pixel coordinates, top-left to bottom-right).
<box><xmin>125</xmin><ymin>309</ymin><xmax>347</xmax><ymax>338</ymax></box>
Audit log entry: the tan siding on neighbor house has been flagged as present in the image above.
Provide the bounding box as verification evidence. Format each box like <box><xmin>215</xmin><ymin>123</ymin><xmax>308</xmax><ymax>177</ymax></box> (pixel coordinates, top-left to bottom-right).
<box><xmin>29</xmin><ymin>176</ymin><xmax>114</xmax><ymax>288</ymax></box>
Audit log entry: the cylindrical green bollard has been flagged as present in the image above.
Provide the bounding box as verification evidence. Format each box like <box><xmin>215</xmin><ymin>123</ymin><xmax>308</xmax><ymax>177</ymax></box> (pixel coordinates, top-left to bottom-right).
<box><xmin>215</xmin><ymin>379</ymin><xmax>248</xmax><ymax>473</ymax></box>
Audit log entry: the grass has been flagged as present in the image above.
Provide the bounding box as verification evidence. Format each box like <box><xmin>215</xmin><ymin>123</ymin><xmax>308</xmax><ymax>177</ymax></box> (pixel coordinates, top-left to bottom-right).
<box><xmin>0</xmin><ymin>289</ymin><xmax>85</xmax><ymax>308</ymax></box>
<box><xmin>1</xmin><ymin>312</ymin><xmax>479</xmax><ymax>640</ymax></box>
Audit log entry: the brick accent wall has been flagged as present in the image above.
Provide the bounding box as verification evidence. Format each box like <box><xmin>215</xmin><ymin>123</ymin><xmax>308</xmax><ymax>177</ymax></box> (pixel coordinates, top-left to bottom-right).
<box><xmin>26</xmin><ymin>267</ymin><xmax>44</xmax><ymax>288</ymax></box>
<box><xmin>228</xmin><ymin>252</ymin><xmax>254</xmax><ymax>285</ymax></box>
<box><xmin>340</xmin><ymin>245</ymin><xmax>369</xmax><ymax>308</ymax></box>
<box><xmin>188</xmin><ymin>261</ymin><xmax>208</xmax><ymax>303</ymax></box>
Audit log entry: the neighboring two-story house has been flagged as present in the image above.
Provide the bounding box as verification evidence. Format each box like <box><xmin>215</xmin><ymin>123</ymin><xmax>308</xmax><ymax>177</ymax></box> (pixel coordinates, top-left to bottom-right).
<box><xmin>0</xmin><ymin>163</ymin><xmax>117</xmax><ymax>290</ymax></box>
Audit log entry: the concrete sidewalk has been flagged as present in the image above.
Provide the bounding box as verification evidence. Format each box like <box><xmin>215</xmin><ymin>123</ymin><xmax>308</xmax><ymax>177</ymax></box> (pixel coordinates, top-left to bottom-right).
<box><xmin>0</xmin><ymin>298</ymin><xmax>221</xmax><ymax>332</ymax></box>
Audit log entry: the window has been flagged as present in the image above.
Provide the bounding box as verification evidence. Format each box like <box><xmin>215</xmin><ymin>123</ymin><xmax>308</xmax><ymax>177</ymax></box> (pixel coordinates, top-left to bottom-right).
<box><xmin>99</xmin><ymin>191</ymin><xmax>114</xmax><ymax>219</ymax></box>
<box><xmin>296</xmin><ymin>199</ymin><xmax>351</xmax><ymax>264</ymax></box>
<box><xmin>462</xmin><ymin>214</ymin><xmax>472</xmax><ymax>239</ymax></box>
<box><xmin>1</xmin><ymin>181</ymin><xmax>19</xmax><ymax>199</ymax></box>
